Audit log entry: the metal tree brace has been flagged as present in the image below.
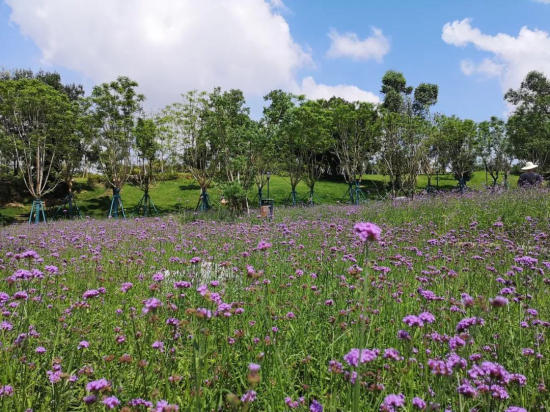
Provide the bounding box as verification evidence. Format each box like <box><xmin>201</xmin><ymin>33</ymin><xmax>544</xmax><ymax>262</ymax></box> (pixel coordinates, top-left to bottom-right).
<box><xmin>340</xmin><ymin>181</ymin><xmax>368</xmax><ymax>205</ymax></box>
<box><xmin>28</xmin><ymin>199</ymin><xmax>47</xmax><ymax>224</ymax></box>
<box><xmin>196</xmin><ymin>188</ymin><xmax>211</xmax><ymax>212</ymax></box>
<box><xmin>134</xmin><ymin>192</ymin><xmax>159</xmax><ymax>217</ymax></box>
<box><xmin>108</xmin><ymin>188</ymin><xmax>126</xmax><ymax>219</ymax></box>
<box><xmin>53</xmin><ymin>193</ymin><xmax>82</xmax><ymax>220</ymax></box>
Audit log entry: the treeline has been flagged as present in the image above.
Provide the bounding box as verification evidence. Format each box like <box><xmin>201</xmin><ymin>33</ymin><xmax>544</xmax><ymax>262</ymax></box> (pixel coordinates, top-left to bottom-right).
<box><xmin>0</xmin><ymin>68</ymin><xmax>549</xmax><ymax>214</ymax></box>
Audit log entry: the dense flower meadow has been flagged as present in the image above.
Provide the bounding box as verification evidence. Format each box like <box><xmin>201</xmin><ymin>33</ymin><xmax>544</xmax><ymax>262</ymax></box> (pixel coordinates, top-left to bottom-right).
<box><xmin>0</xmin><ymin>191</ymin><xmax>549</xmax><ymax>411</ymax></box>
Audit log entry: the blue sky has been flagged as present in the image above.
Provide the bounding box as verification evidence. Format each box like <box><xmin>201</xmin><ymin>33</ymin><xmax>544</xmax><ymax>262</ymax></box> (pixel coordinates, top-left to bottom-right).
<box><xmin>1</xmin><ymin>0</ymin><xmax>549</xmax><ymax>120</ymax></box>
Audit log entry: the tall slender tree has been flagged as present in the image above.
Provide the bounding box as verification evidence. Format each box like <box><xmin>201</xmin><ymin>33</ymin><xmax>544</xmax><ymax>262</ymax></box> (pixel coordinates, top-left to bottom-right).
<box><xmin>435</xmin><ymin>115</ymin><xmax>478</xmax><ymax>191</ymax></box>
<box><xmin>477</xmin><ymin>117</ymin><xmax>513</xmax><ymax>188</ymax></box>
<box><xmin>133</xmin><ymin>117</ymin><xmax>160</xmax><ymax>216</ymax></box>
<box><xmin>505</xmin><ymin>71</ymin><xmax>550</xmax><ymax>171</ymax></box>
<box><xmin>0</xmin><ymin>78</ymin><xmax>72</xmax><ymax>222</ymax></box>
<box><xmin>328</xmin><ymin>98</ymin><xmax>380</xmax><ymax>204</ymax></box>
<box><xmin>90</xmin><ymin>76</ymin><xmax>144</xmax><ymax>218</ymax></box>
<box><xmin>292</xmin><ymin>100</ymin><xmax>332</xmax><ymax>205</ymax></box>
<box><xmin>263</xmin><ymin>90</ymin><xmax>303</xmax><ymax>205</ymax></box>
<box><xmin>164</xmin><ymin>91</ymin><xmax>213</xmax><ymax>210</ymax></box>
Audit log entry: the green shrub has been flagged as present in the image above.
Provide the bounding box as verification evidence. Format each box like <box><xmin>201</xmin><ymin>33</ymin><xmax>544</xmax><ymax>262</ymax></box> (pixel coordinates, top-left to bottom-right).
<box><xmin>222</xmin><ymin>182</ymin><xmax>248</xmax><ymax>214</ymax></box>
<box><xmin>86</xmin><ymin>174</ymin><xmax>103</xmax><ymax>187</ymax></box>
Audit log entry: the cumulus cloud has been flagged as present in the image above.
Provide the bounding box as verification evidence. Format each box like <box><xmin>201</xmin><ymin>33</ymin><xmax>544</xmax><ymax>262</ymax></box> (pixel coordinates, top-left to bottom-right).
<box><xmin>269</xmin><ymin>0</ymin><xmax>289</xmax><ymax>12</ymax></box>
<box><xmin>460</xmin><ymin>58</ymin><xmax>504</xmax><ymax>77</ymax></box>
<box><xmin>442</xmin><ymin>18</ymin><xmax>550</xmax><ymax>93</ymax></box>
<box><xmin>460</xmin><ymin>59</ymin><xmax>475</xmax><ymax>76</ymax></box>
<box><xmin>326</xmin><ymin>28</ymin><xmax>390</xmax><ymax>62</ymax></box>
<box><xmin>300</xmin><ymin>76</ymin><xmax>380</xmax><ymax>103</ymax></box>
<box><xmin>5</xmin><ymin>0</ymin><xmax>311</xmax><ymax>108</ymax></box>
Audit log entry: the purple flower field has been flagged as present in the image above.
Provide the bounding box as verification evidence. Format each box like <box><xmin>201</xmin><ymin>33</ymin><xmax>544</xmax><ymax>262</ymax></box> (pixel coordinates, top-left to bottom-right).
<box><xmin>0</xmin><ymin>190</ymin><xmax>549</xmax><ymax>411</ymax></box>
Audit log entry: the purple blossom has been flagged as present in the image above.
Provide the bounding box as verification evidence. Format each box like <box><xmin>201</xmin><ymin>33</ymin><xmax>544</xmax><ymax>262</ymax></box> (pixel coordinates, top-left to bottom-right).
<box><xmin>310</xmin><ymin>399</ymin><xmax>323</xmax><ymax>412</ymax></box>
<box><xmin>380</xmin><ymin>394</ymin><xmax>405</xmax><ymax>411</ymax></box>
<box><xmin>153</xmin><ymin>400</ymin><xmax>179</xmax><ymax>411</ymax></box>
<box><xmin>353</xmin><ymin>222</ymin><xmax>382</xmax><ymax>242</ymax></box>
<box><xmin>241</xmin><ymin>390</ymin><xmax>257</xmax><ymax>403</ymax></box>
<box><xmin>411</xmin><ymin>397</ymin><xmax>426</xmax><ymax>410</ymax></box>
<box><xmin>78</xmin><ymin>341</ymin><xmax>89</xmax><ymax>349</ymax></box>
<box><xmin>249</xmin><ymin>363</ymin><xmax>261</xmax><ymax>373</ymax></box>
<box><xmin>102</xmin><ymin>396</ymin><xmax>120</xmax><ymax>409</ymax></box>
<box><xmin>418</xmin><ymin>312</ymin><xmax>435</xmax><ymax>324</ymax></box>
<box><xmin>82</xmin><ymin>289</ymin><xmax>100</xmax><ymax>300</ymax></box>
<box><xmin>143</xmin><ymin>297</ymin><xmax>162</xmax><ymax>314</ymax></box>
<box><xmin>343</xmin><ymin>348</ymin><xmax>379</xmax><ymax>367</ymax></box>
<box><xmin>0</xmin><ymin>385</ymin><xmax>14</xmax><ymax>397</ymax></box>
<box><xmin>86</xmin><ymin>378</ymin><xmax>110</xmax><ymax>392</ymax></box>
<box><xmin>403</xmin><ymin>315</ymin><xmax>424</xmax><ymax>328</ymax></box>
<box><xmin>456</xmin><ymin>317</ymin><xmax>485</xmax><ymax>333</ymax></box>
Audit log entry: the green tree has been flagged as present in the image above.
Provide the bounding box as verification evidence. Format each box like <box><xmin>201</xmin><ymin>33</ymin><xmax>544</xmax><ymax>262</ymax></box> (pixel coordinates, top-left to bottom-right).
<box><xmin>505</xmin><ymin>71</ymin><xmax>550</xmax><ymax>170</ymax></box>
<box><xmin>203</xmin><ymin>88</ymin><xmax>253</xmax><ymax>185</ymax></box>
<box><xmin>89</xmin><ymin>76</ymin><xmax>144</xmax><ymax>217</ymax></box>
<box><xmin>165</xmin><ymin>91</ymin><xmax>213</xmax><ymax>210</ymax></box>
<box><xmin>290</xmin><ymin>100</ymin><xmax>332</xmax><ymax>205</ymax></box>
<box><xmin>251</xmin><ymin>120</ymin><xmax>276</xmax><ymax>205</ymax></box>
<box><xmin>413</xmin><ymin>83</ymin><xmax>439</xmax><ymax>119</ymax></box>
<box><xmin>263</xmin><ymin>90</ymin><xmax>303</xmax><ymax>205</ymax></box>
<box><xmin>0</xmin><ymin>78</ymin><xmax>72</xmax><ymax>201</ymax></box>
<box><xmin>133</xmin><ymin>117</ymin><xmax>160</xmax><ymax>216</ymax></box>
<box><xmin>435</xmin><ymin>115</ymin><xmax>478</xmax><ymax>190</ymax></box>
<box><xmin>381</xmin><ymin>70</ymin><xmax>413</xmax><ymax>113</ymax></box>
<box><xmin>478</xmin><ymin>117</ymin><xmax>513</xmax><ymax>188</ymax></box>
<box><xmin>0</xmin><ymin>69</ymin><xmax>85</xmax><ymax>180</ymax></box>
<box><xmin>379</xmin><ymin>71</ymin><xmax>438</xmax><ymax>196</ymax></box>
<box><xmin>327</xmin><ymin>98</ymin><xmax>380</xmax><ymax>203</ymax></box>
<box><xmin>199</xmin><ymin>87</ymin><xmax>255</xmax><ymax>213</ymax></box>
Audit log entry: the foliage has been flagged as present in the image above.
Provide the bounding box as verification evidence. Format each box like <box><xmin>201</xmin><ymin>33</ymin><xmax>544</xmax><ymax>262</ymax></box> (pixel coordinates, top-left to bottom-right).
<box><xmin>263</xmin><ymin>90</ymin><xmax>303</xmax><ymax>196</ymax></box>
<box><xmin>477</xmin><ymin>117</ymin><xmax>513</xmax><ymax>187</ymax></box>
<box><xmin>327</xmin><ymin>98</ymin><xmax>380</xmax><ymax>185</ymax></box>
<box><xmin>164</xmin><ymin>91</ymin><xmax>212</xmax><ymax>191</ymax></box>
<box><xmin>221</xmin><ymin>181</ymin><xmax>248</xmax><ymax>214</ymax></box>
<box><xmin>435</xmin><ymin>115</ymin><xmax>478</xmax><ymax>187</ymax></box>
<box><xmin>89</xmin><ymin>76</ymin><xmax>144</xmax><ymax>190</ymax></box>
<box><xmin>2</xmin><ymin>68</ymin><xmax>549</xmax><ymax>211</ymax></box>
<box><xmin>133</xmin><ymin>117</ymin><xmax>160</xmax><ymax>193</ymax></box>
<box><xmin>0</xmin><ymin>78</ymin><xmax>73</xmax><ymax>199</ymax></box>
<box><xmin>505</xmin><ymin>71</ymin><xmax>550</xmax><ymax>170</ymax></box>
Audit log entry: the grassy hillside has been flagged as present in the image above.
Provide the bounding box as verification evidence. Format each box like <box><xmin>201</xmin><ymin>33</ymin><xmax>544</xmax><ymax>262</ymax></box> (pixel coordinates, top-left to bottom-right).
<box><xmin>0</xmin><ymin>171</ymin><xmax>519</xmax><ymax>224</ymax></box>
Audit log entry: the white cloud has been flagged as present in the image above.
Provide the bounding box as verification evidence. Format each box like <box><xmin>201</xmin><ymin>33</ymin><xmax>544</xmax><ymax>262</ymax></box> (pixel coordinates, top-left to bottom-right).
<box><xmin>533</xmin><ymin>0</ymin><xmax>550</xmax><ymax>4</ymax></box>
<box><xmin>460</xmin><ymin>59</ymin><xmax>475</xmax><ymax>76</ymax></box>
<box><xmin>269</xmin><ymin>0</ymin><xmax>289</xmax><ymax>12</ymax></box>
<box><xmin>477</xmin><ymin>58</ymin><xmax>505</xmax><ymax>77</ymax></box>
<box><xmin>327</xmin><ymin>28</ymin><xmax>390</xmax><ymax>62</ymax></box>
<box><xmin>442</xmin><ymin>18</ymin><xmax>550</xmax><ymax>93</ymax></box>
<box><xmin>5</xmin><ymin>0</ymin><xmax>311</xmax><ymax>108</ymax></box>
<box><xmin>460</xmin><ymin>58</ymin><xmax>504</xmax><ymax>77</ymax></box>
<box><xmin>300</xmin><ymin>76</ymin><xmax>380</xmax><ymax>103</ymax></box>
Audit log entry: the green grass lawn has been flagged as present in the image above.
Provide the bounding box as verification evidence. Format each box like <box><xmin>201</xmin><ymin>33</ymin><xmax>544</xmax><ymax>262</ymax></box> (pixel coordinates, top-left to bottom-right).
<box><xmin>0</xmin><ymin>171</ymin><xmax>519</xmax><ymax>224</ymax></box>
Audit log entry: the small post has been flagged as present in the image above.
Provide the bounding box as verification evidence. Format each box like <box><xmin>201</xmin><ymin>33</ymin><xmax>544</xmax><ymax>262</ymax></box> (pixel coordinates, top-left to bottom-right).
<box><xmin>260</xmin><ymin>199</ymin><xmax>274</xmax><ymax>221</ymax></box>
<box><xmin>266</xmin><ymin>171</ymin><xmax>271</xmax><ymax>200</ymax></box>
<box><xmin>257</xmin><ymin>186</ymin><xmax>263</xmax><ymax>208</ymax></box>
